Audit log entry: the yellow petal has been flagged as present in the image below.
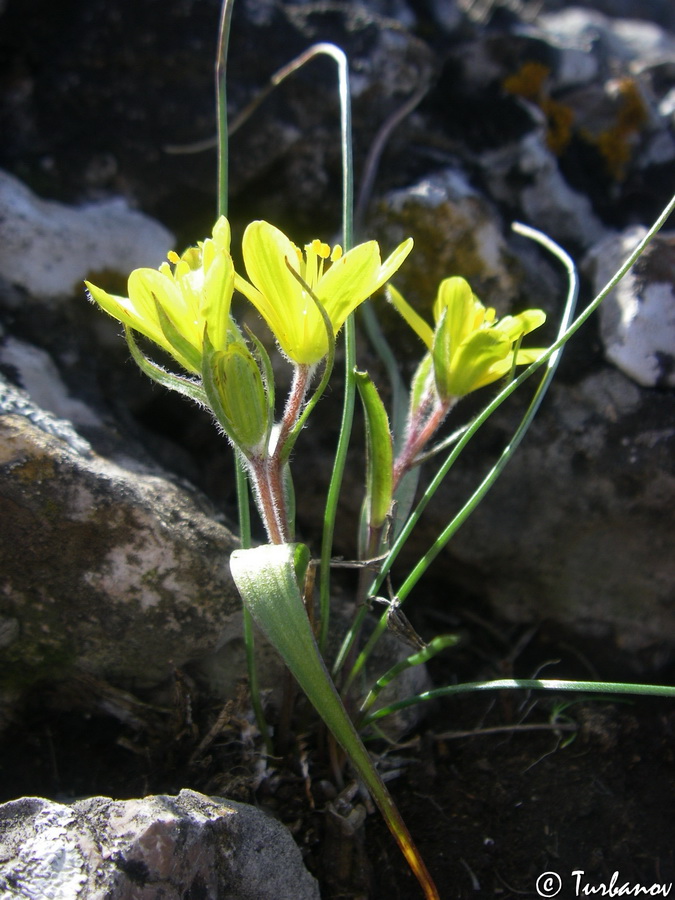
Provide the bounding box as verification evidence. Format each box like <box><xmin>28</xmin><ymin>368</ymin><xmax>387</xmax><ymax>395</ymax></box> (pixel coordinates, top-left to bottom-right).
<box><xmin>443</xmin><ymin>329</ymin><xmax>511</xmax><ymax>397</ymax></box>
<box><xmin>241</xmin><ymin>221</ymin><xmax>322</xmax><ymax>362</ymax></box>
<box><xmin>128</xmin><ymin>268</ymin><xmax>202</xmax><ymax>371</ymax></box>
<box><xmin>319</xmin><ymin>239</ymin><xmax>414</xmax><ymax>338</ymax></box>
<box><xmin>387</xmin><ymin>284</ymin><xmax>434</xmax><ymax>350</ymax></box>
<box><xmin>376</xmin><ymin>237</ymin><xmax>414</xmax><ymax>286</ymax></box>
<box><xmin>242</xmin><ymin>220</ymin><xmax>302</xmax><ymax>317</ymax></box>
<box><xmin>316</xmin><ymin>241</ymin><xmax>381</xmax><ymax>328</ymax></box>
<box><xmin>85</xmin><ymin>281</ymin><xmax>160</xmax><ymax>341</ymax></box>
<box><xmin>513</xmin><ymin>347</ymin><xmax>547</xmax><ymax>366</ymax></box>
<box><xmin>201</xmin><ymin>250</ymin><xmax>235</xmax><ymax>352</ymax></box>
<box><xmin>494</xmin><ymin>309</ymin><xmax>547</xmax><ymax>342</ymax></box>
<box><xmin>129</xmin><ymin>268</ymin><xmax>192</xmax><ymax>336</ymax></box>
<box><xmin>433</xmin><ymin>277</ymin><xmax>477</xmax><ymax>350</ymax></box>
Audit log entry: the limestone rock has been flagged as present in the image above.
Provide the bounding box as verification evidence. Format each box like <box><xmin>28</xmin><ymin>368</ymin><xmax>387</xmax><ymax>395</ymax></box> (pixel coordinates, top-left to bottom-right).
<box><xmin>0</xmin><ymin>378</ymin><xmax>243</xmax><ymax>721</ymax></box>
<box><xmin>0</xmin><ymin>789</ymin><xmax>320</xmax><ymax>900</ymax></box>
<box><xmin>0</xmin><ymin>168</ymin><xmax>173</xmax><ymax>302</ymax></box>
<box><xmin>538</xmin><ymin>8</ymin><xmax>675</xmax><ymax>67</ymax></box>
<box><xmin>0</xmin><ymin>336</ymin><xmax>102</xmax><ymax>430</ymax></box>
<box><xmin>479</xmin><ymin>132</ymin><xmax>607</xmax><ymax>249</ymax></box>
<box><xmin>587</xmin><ymin>227</ymin><xmax>675</xmax><ymax>388</ymax></box>
<box><xmin>372</xmin><ymin>168</ymin><xmax>520</xmax><ymax>310</ymax></box>
<box><xmin>422</xmin><ymin>368</ymin><xmax>675</xmax><ymax>658</ymax></box>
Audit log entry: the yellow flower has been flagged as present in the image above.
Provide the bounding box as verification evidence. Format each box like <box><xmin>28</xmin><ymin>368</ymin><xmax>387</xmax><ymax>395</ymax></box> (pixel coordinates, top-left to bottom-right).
<box><xmin>235</xmin><ymin>220</ymin><xmax>413</xmax><ymax>366</ymax></box>
<box><xmin>389</xmin><ymin>276</ymin><xmax>546</xmax><ymax>400</ymax></box>
<box><xmin>85</xmin><ymin>217</ymin><xmax>234</xmax><ymax>374</ymax></box>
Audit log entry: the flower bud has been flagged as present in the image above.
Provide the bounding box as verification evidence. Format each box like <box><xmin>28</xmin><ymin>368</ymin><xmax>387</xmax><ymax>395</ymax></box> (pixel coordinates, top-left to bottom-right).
<box><xmin>208</xmin><ymin>342</ymin><xmax>269</xmax><ymax>455</ymax></box>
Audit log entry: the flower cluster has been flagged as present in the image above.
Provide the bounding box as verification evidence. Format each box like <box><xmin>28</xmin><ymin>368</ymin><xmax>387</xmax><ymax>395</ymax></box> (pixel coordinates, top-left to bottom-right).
<box><xmin>86</xmin><ymin>218</ymin><xmax>412</xmax><ymax>464</ymax></box>
<box><xmin>86</xmin><ymin>217</ymin><xmax>546</xmax><ymax>543</ymax></box>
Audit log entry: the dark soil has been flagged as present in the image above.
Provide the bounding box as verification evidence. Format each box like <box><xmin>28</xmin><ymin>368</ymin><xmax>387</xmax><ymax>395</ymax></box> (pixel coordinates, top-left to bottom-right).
<box><xmin>2</xmin><ymin>617</ymin><xmax>673</xmax><ymax>900</ymax></box>
<box><xmin>368</xmin><ymin>695</ymin><xmax>675</xmax><ymax>900</ymax></box>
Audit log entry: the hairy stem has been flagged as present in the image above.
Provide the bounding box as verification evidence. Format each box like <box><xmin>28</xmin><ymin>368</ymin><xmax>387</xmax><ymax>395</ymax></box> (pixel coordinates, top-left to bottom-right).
<box><xmin>249</xmin><ymin>456</ymin><xmax>288</xmax><ymax>544</ymax></box>
<box><xmin>393</xmin><ymin>399</ymin><xmax>450</xmax><ymax>490</ymax></box>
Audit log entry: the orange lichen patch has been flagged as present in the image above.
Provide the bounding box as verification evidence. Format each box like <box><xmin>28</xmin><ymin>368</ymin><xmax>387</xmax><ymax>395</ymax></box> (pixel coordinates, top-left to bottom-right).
<box><xmin>541</xmin><ymin>96</ymin><xmax>575</xmax><ymax>154</ymax></box>
<box><xmin>503</xmin><ymin>61</ymin><xmax>574</xmax><ymax>154</ymax></box>
<box><xmin>585</xmin><ymin>78</ymin><xmax>649</xmax><ymax>180</ymax></box>
<box><xmin>503</xmin><ymin>61</ymin><xmax>550</xmax><ymax>102</ymax></box>
<box><xmin>505</xmin><ymin>63</ymin><xmax>650</xmax><ymax>180</ymax></box>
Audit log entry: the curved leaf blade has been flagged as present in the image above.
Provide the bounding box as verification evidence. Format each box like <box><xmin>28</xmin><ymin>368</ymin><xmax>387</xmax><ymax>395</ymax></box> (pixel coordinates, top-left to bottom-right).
<box><xmin>230</xmin><ymin>543</ymin><xmax>439</xmax><ymax>900</ymax></box>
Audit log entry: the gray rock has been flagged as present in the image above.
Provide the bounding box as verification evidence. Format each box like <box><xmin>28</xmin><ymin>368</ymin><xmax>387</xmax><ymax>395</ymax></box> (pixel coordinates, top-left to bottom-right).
<box><xmin>424</xmin><ymin>368</ymin><xmax>675</xmax><ymax>658</ymax></box>
<box><xmin>479</xmin><ymin>131</ymin><xmax>607</xmax><ymax>249</ymax></box>
<box><xmin>372</xmin><ymin>168</ymin><xmax>520</xmax><ymax>310</ymax></box>
<box><xmin>537</xmin><ymin>8</ymin><xmax>675</xmax><ymax>68</ymax></box>
<box><xmin>0</xmin><ymin>168</ymin><xmax>173</xmax><ymax>302</ymax></box>
<box><xmin>588</xmin><ymin>226</ymin><xmax>675</xmax><ymax>388</ymax></box>
<box><xmin>426</xmin><ymin>0</ymin><xmax>462</xmax><ymax>32</ymax></box>
<box><xmin>0</xmin><ymin>337</ymin><xmax>101</xmax><ymax>430</ymax></box>
<box><xmin>0</xmin><ymin>370</ymin><xmax>426</xmax><ymax>741</ymax></box>
<box><xmin>0</xmin><ymin>387</ymin><xmax>244</xmax><ymax>718</ymax></box>
<box><xmin>0</xmin><ymin>789</ymin><xmax>320</xmax><ymax>900</ymax></box>
<box><xmin>537</xmin><ymin>0</ymin><xmax>674</xmax><ymax>31</ymax></box>
<box><xmin>0</xmin><ymin>371</ymin><xmax>93</xmax><ymax>458</ymax></box>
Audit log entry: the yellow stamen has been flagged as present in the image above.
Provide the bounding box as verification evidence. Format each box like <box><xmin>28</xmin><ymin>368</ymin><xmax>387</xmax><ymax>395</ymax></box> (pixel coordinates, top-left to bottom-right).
<box><xmin>311</xmin><ymin>239</ymin><xmax>331</xmax><ymax>259</ymax></box>
<box><xmin>167</xmin><ymin>250</ymin><xmax>180</xmax><ymax>264</ymax></box>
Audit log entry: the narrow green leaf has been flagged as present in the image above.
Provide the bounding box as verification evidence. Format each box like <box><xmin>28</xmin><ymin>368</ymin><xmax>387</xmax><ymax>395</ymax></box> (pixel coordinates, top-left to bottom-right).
<box><xmin>125</xmin><ymin>327</ymin><xmax>208</xmax><ymax>406</ymax></box>
<box><xmin>358</xmin><ymin>634</ymin><xmax>459</xmax><ymax>723</ymax></box>
<box><xmin>361</xmin><ymin>678</ymin><xmax>675</xmax><ymax>726</ymax></box>
<box><xmin>355</xmin><ymin>370</ymin><xmax>393</xmax><ymax>531</ymax></box>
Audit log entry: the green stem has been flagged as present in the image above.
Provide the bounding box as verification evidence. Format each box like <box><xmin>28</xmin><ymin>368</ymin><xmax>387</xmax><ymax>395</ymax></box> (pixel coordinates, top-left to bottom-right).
<box><xmin>216</xmin><ymin>0</ymin><xmax>273</xmax><ymax>751</ymax></box>
<box><xmin>310</xmin><ymin>44</ymin><xmax>356</xmax><ymax>654</ymax></box>
<box><xmin>215</xmin><ymin>0</ymin><xmax>234</xmax><ymax>218</ymax></box>
<box><xmin>235</xmin><ymin>454</ymin><xmax>273</xmax><ymax>753</ymax></box>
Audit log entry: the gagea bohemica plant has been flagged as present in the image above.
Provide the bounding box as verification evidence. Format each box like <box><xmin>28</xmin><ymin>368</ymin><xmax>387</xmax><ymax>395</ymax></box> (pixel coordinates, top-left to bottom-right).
<box><xmin>85</xmin><ymin>4</ymin><xmax>675</xmax><ymax>897</ymax></box>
